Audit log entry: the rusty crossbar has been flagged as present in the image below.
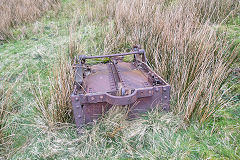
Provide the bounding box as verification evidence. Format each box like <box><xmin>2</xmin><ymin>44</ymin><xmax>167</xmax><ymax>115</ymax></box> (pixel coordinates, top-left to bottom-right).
<box><xmin>79</xmin><ymin>50</ymin><xmax>144</xmax><ymax>59</ymax></box>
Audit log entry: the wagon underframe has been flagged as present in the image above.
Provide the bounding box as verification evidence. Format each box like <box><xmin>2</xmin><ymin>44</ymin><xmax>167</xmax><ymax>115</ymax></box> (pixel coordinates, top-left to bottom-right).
<box><xmin>71</xmin><ymin>46</ymin><xmax>170</xmax><ymax>129</ymax></box>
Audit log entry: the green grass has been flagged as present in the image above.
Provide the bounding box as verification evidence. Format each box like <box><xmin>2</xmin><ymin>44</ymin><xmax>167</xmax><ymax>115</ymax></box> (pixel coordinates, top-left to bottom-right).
<box><xmin>0</xmin><ymin>0</ymin><xmax>239</xmax><ymax>159</ymax></box>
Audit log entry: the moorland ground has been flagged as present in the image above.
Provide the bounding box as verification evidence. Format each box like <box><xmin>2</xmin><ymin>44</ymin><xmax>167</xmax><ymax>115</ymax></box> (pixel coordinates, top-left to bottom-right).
<box><xmin>0</xmin><ymin>0</ymin><xmax>239</xmax><ymax>159</ymax></box>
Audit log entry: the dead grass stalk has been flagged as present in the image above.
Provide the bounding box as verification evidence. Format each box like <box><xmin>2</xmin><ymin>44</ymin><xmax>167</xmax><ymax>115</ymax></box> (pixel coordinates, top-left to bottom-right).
<box><xmin>104</xmin><ymin>0</ymin><xmax>239</xmax><ymax>122</ymax></box>
<box><xmin>32</xmin><ymin>53</ymin><xmax>74</xmax><ymax>127</ymax></box>
<box><xmin>0</xmin><ymin>0</ymin><xmax>60</xmax><ymax>40</ymax></box>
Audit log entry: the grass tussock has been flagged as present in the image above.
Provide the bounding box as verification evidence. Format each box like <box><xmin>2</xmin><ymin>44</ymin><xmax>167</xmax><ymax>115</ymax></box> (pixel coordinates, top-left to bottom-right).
<box><xmin>13</xmin><ymin>105</ymin><xmax>239</xmax><ymax>159</ymax></box>
<box><xmin>103</xmin><ymin>0</ymin><xmax>239</xmax><ymax>122</ymax></box>
<box><xmin>0</xmin><ymin>0</ymin><xmax>60</xmax><ymax>40</ymax></box>
<box><xmin>29</xmin><ymin>0</ymin><xmax>239</xmax><ymax>126</ymax></box>
<box><xmin>0</xmin><ymin>86</ymin><xmax>12</xmax><ymax>143</ymax></box>
<box><xmin>33</xmin><ymin>53</ymin><xmax>74</xmax><ymax>127</ymax></box>
<box><xmin>0</xmin><ymin>80</ymin><xmax>15</xmax><ymax>157</ymax></box>
<box><xmin>15</xmin><ymin>107</ymin><xmax>189</xmax><ymax>159</ymax></box>
<box><xmin>76</xmin><ymin>107</ymin><xmax>186</xmax><ymax>159</ymax></box>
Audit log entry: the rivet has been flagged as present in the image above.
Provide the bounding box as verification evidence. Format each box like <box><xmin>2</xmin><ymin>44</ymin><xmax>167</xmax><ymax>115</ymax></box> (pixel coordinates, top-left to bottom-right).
<box><xmin>164</xmin><ymin>96</ymin><xmax>167</xmax><ymax>99</ymax></box>
<box><xmin>100</xmin><ymin>96</ymin><xmax>103</xmax><ymax>99</ymax></box>
<box><xmin>155</xmin><ymin>88</ymin><xmax>159</xmax><ymax>92</ymax></box>
<box><xmin>91</xmin><ymin>97</ymin><xmax>95</xmax><ymax>100</ymax></box>
<box><xmin>78</xmin><ymin>115</ymin><xmax>81</xmax><ymax>118</ymax></box>
<box><xmin>76</xmin><ymin>105</ymin><xmax>80</xmax><ymax>108</ymax></box>
<box><xmin>163</xmin><ymin>88</ymin><xmax>167</xmax><ymax>91</ymax></box>
<box><xmin>75</xmin><ymin>97</ymin><xmax>79</xmax><ymax>101</ymax></box>
<box><xmin>149</xmin><ymin>91</ymin><xmax>152</xmax><ymax>94</ymax></box>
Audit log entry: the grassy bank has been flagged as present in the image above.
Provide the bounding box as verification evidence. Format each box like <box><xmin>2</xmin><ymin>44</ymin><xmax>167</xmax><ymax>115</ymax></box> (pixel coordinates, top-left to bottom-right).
<box><xmin>0</xmin><ymin>0</ymin><xmax>60</xmax><ymax>41</ymax></box>
<box><xmin>0</xmin><ymin>0</ymin><xmax>239</xmax><ymax>159</ymax></box>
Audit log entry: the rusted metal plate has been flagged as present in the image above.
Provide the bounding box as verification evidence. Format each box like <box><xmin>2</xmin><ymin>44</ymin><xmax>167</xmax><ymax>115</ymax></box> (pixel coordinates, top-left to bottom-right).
<box><xmin>71</xmin><ymin>46</ymin><xmax>171</xmax><ymax>130</ymax></box>
<box><xmin>85</xmin><ymin>64</ymin><xmax>113</xmax><ymax>93</ymax></box>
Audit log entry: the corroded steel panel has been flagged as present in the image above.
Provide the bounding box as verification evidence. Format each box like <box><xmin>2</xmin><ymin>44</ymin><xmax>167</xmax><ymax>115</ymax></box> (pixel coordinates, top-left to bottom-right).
<box><xmin>71</xmin><ymin>46</ymin><xmax>170</xmax><ymax>130</ymax></box>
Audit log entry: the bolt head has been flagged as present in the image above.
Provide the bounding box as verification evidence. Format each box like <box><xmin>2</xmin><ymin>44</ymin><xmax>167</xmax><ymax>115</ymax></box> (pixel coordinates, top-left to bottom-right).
<box><xmin>164</xmin><ymin>96</ymin><xmax>167</xmax><ymax>99</ymax></box>
<box><xmin>163</xmin><ymin>88</ymin><xmax>167</xmax><ymax>91</ymax></box>
<box><xmin>75</xmin><ymin>97</ymin><xmax>79</xmax><ymax>101</ymax></box>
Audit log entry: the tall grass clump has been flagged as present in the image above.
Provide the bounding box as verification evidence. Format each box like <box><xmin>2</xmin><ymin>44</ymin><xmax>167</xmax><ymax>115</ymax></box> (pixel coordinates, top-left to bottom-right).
<box><xmin>0</xmin><ymin>82</ymin><xmax>14</xmax><ymax>157</ymax></box>
<box><xmin>0</xmin><ymin>0</ymin><xmax>60</xmax><ymax>40</ymax></box>
<box><xmin>33</xmin><ymin>54</ymin><xmax>75</xmax><ymax>127</ymax></box>
<box><xmin>70</xmin><ymin>107</ymin><xmax>186</xmax><ymax>159</ymax></box>
<box><xmin>0</xmin><ymin>87</ymin><xmax>11</xmax><ymax>143</ymax></box>
<box><xmin>105</xmin><ymin>0</ymin><xmax>239</xmax><ymax>122</ymax></box>
<box><xmin>16</xmin><ymin>106</ymin><xmax>187</xmax><ymax>159</ymax></box>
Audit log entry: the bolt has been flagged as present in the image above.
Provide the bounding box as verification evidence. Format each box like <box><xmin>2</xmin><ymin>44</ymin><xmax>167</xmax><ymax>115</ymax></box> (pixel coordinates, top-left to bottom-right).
<box><xmin>75</xmin><ymin>97</ymin><xmax>79</xmax><ymax>101</ymax></box>
<box><xmin>163</xmin><ymin>88</ymin><xmax>167</xmax><ymax>91</ymax></box>
<box><xmin>78</xmin><ymin>115</ymin><xmax>81</xmax><ymax>118</ymax></box>
<box><xmin>149</xmin><ymin>91</ymin><xmax>152</xmax><ymax>94</ymax></box>
<box><xmin>91</xmin><ymin>97</ymin><xmax>95</xmax><ymax>100</ymax></box>
<box><xmin>76</xmin><ymin>105</ymin><xmax>80</xmax><ymax>108</ymax></box>
<box><xmin>155</xmin><ymin>88</ymin><xmax>159</xmax><ymax>92</ymax></box>
<box><xmin>164</xmin><ymin>96</ymin><xmax>167</xmax><ymax>99</ymax></box>
<box><xmin>100</xmin><ymin>96</ymin><xmax>103</xmax><ymax>99</ymax></box>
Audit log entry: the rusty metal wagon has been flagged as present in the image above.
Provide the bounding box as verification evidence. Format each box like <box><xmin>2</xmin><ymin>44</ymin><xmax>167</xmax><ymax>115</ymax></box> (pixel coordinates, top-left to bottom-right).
<box><xmin>71</xmin><ymin>46</ymin><xmax>170</xmax><ymax>129</ymax></box>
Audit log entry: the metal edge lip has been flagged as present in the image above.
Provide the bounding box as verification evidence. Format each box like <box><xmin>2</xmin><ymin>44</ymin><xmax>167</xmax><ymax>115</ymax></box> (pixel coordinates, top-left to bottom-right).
<box><xmin>72</xmin><ymin>86</ymin><xmax>170</xmax><ymax>105</ymax></box>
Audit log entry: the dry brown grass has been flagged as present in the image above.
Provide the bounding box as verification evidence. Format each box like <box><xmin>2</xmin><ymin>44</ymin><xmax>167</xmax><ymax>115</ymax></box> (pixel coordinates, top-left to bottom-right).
<box><xmin>0</xmin><ymin>86</ymin><xmax>12</xmax><ymax>142</ymax></box>
<box><xmin>32</xmin><ymin>0</ymin><xmax>239</xmax><ymax>126</ymax></box>
<box><xmin>33</xmin><ymin>53</ymin><xmax>75</xmax><ymax>127</ymax></box>
<box><xmin>0</xmin><ymin>0</ymin><xmax>60</xmax><ymax>40</ymax></box>
<box><xmin>102</xmin><ymin>0</ymin><xmax>239</xmax><ymax>122</ymax></box>
<box><xmin>0</xmin><ymin>78</ymin><xmax>16</xmax><ymax>156</ymax></box>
